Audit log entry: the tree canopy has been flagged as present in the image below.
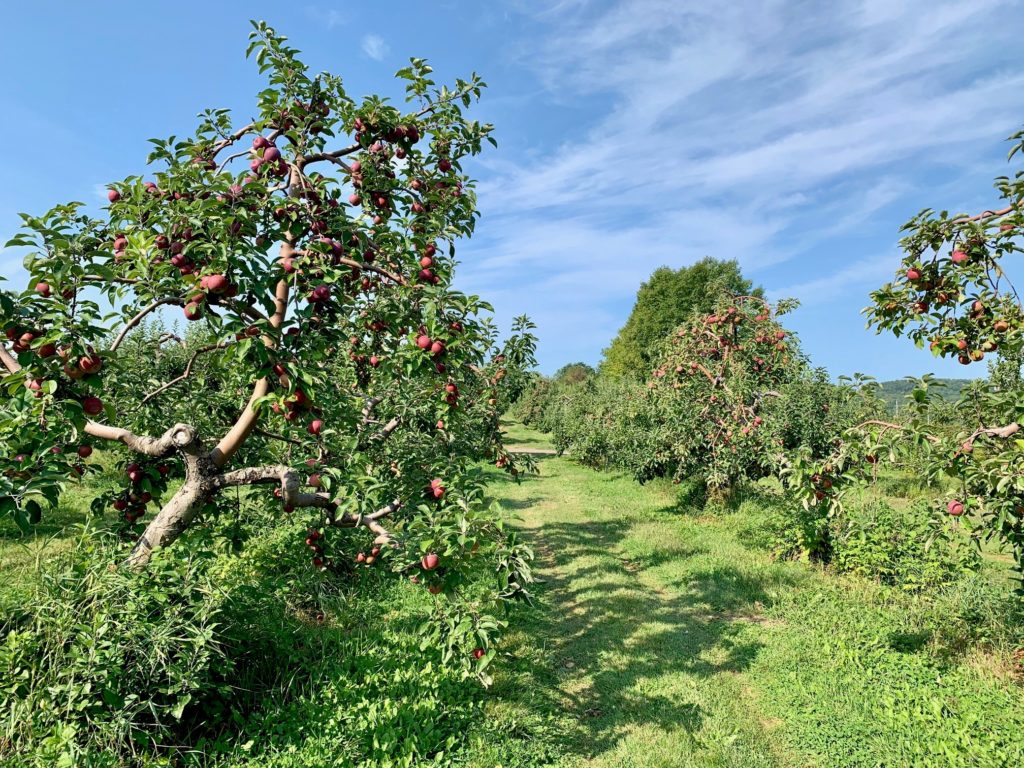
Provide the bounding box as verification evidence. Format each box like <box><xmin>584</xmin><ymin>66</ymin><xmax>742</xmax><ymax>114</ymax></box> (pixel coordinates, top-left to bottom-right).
<box><xmin>600</xmin><ymin>258</ymin><xmax>759</xmax><ymax>378</ymax></box>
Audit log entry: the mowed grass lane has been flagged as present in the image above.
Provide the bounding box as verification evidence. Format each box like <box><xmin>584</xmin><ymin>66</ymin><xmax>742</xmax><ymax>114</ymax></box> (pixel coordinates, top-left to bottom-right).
<box><xmin>479</xmin><ymin>422</ymin><xmax>1024</xmax><ymax>768</ymax></box>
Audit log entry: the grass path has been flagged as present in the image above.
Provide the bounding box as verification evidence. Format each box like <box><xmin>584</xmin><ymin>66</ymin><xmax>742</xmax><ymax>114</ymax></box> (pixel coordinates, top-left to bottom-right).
<box><xmin>480</xmin><ymin>423</ymin><xmax>1024</xmax><ymax>768</ymax></box>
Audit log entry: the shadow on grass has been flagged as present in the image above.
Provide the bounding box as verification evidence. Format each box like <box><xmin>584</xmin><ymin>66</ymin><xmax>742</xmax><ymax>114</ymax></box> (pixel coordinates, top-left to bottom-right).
<box><xmin>523</xmin><ymin>515</ymin><xmax>801</xmax><ymax>759</ymax></box>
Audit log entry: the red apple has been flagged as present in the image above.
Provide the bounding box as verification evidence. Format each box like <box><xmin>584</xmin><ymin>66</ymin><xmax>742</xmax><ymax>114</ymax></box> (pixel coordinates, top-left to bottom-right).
<box><xmin>416</xmin><ymin>334</ymin><xmax>432</xmax><ymax>350</ymax></box>
<box><xmin>77</xmin><ymin>445</ymin><xmax>93</xmax><ymax>459</ymax></box>
<box><xmin>308</xmin><ymin>419</ymin><xmax>323</xmax><ymax>436</ymax></box>
<box><xmin>421</xmin><ymin>552</ymin><xmax>440</xmax><ymax>570</ymax></box>
<box><xmin>947</xmin><ymin>499</ymin><xmax>964</xmax><ymax>517</ymax></box>
<box><xmin>205</xmin><ymin>273</ymin><xmax>230</xmax><ymax>294</ymax></box>
<box><xmin>79</xmin><ymin>354</ymin><xmax>102</xmax><ymax>374</ymax></box>
<box><xmin>82</xmin><ymin>396</ymin><xmax>103</xmax><ymax>416</ymax></box>
<box><xmin>107</xmin><ymin>189</ymin><xmax>121</xmax><ymax>203</ymax></box>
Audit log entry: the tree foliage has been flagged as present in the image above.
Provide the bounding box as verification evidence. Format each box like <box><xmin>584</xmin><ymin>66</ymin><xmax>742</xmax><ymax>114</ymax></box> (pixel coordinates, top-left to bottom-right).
<box><xmin>600</xmin><ymin>258</ymin><xmax>760</xmax><ymax>378</ymax></box>
<box><xmin>0</xmin><ymin>22</ymin><xmax>537</xmax><ymax>670</ymax></box>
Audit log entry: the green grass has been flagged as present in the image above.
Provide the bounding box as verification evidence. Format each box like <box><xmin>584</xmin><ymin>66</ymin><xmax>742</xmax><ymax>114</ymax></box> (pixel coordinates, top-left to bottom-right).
<box><xmin>482</xmin><ymin>422</ymin><xmax>1024</xmax><ymax>767</ymax></box>
<box><xmin>2</xmin><ymin>424</ymin><xmax>1022</xmax><ymax>766</ymax></box>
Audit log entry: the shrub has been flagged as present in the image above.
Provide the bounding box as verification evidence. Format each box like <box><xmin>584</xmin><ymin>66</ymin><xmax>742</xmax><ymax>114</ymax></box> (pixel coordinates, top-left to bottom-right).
<box><xmin>0</xmin><ymin>531</ymin><xmax>230</xmax><ymax>765</ymax></box>
<box><xmin>832</xmin><ymin>499</ymin><xmax>980</xmax><ymax>591</ymax></box>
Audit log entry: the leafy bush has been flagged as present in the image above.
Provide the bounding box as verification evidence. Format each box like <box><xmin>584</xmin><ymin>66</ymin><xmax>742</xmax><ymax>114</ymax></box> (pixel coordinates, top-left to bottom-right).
<box><xmin>831</xmin><ymin>499</ymin><xmax>980</xmax><ymax>591</ymax></box>
<box><xmin>0</xmin><ymin>531</ymin><xmax>231</xmax><ymax>765</ymax></box>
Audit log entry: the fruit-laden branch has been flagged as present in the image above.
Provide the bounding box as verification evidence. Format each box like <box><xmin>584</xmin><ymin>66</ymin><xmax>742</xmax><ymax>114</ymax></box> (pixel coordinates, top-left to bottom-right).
<box><xmin>110</xmin><ymin>297</ymin><xmax>186</xmax><ymax>352</ymax></box>
<box><xmin>300</xmin><ymin>82</ymin><xmax>482</xmax><ymax>169</ymax></box>
<box><xmin>139</xmin><ymin>343</ymin><xmax>229</xmax><ymax>405</ymax></box>
<box><xmin>212</xmin><ymin>465</ymin><xmax>400</xmax><ymax>543</ymax></box>
<box><xmin>84</xmin><ymin>422</ymin><xmax>199</xmax><ymax>457</ymax></box>
<box><xmin>293</xmin><ymin>248</ymin><xmax>407</xmax><ymax>286</ymax></box>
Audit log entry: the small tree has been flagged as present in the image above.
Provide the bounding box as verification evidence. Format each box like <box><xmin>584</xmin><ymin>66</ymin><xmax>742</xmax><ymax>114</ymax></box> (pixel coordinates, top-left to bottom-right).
<box><xmin>1</xmin><ymin>22</ymin><xmax>535</xmax><ymax>661</ymax></box>
<box><xmin>649</xmin><ymin>294</ymin><xmax>802</xmax><ymax>493</ymax></box>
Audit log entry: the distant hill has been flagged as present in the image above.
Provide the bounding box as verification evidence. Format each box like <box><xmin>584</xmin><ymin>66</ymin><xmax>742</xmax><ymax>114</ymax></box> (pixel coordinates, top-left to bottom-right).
<box><xmin>875</xmin><ymin>378</ymin><xmax>974</xmax><ymax>411</ymax></box>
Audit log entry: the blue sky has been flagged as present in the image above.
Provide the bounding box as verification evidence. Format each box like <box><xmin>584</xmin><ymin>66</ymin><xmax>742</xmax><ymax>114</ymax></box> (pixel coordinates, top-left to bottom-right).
<box><xmin>2</xmin><ymin>1</ymin><xmax>1023</xmax><ymax>379</ymax></box>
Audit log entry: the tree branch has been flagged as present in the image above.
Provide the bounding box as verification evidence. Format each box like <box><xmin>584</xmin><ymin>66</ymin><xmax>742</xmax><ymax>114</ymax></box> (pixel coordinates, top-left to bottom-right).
<box><xmin>139</xmin><ymin>343</ymin><xmax>228</xmax><ymax>405</ymax></box>
<box><xmin>211</xmin><ymin>464</ymin><xmax>400</xmax><ymax>543</ymax></box>
<box><xmin>110</xmin><ymin>297</ymin><xmax>184</xmax><ymax>352</ymax></box>
<box><xmin>84</xmin><ymin>421</ymin><xmax>199</xmax><ymax>456</ymax></box>
<box><xmin>0</xmin><ymin>345</ymin><xmax>21</xmax><ymax>375</ymax></box>
<box><xmin>963</xmin><ymin>422</ymin><xmax>1021</xmax><ymax>450</ymax></box>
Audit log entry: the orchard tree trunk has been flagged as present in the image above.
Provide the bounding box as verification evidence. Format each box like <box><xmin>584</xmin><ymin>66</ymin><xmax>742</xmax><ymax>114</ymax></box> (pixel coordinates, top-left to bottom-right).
<box><xmin>124</xmin><ymin>428</ymin><xmax>217</xmax><ymax>568</ymax></box>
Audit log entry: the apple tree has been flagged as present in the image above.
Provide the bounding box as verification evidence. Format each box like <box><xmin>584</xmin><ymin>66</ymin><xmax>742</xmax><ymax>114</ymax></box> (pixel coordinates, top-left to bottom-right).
<box><xmin>0</xmin><ymin>22</ymin><xmax>537</xmax><ymax>665</ymax></box>
<box><xmin>802</xmin><ymin>127</ymin><xmax>1024</xmax><ymax>585</ymax></box>
<box><xmin>649</xmin><ymin>294</ymin><xmax>804</xmax><ymax>494</ymax></box>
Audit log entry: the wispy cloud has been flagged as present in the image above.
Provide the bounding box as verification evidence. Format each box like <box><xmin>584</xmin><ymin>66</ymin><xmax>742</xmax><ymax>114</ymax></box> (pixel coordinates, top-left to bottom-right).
<box><xmin>459</xmin><ymin>0</ymin><xmax>1024</xmax><ymax>373</ymax></box>
<box><xmin>361</xmin><ymin>34</ymin><xmax>389</xmax><ymax>61</ymax></box>
<box><xmin>305</xmin><ymin>5</ymin><xmax>345</xmax><ymax>30</ymax></box>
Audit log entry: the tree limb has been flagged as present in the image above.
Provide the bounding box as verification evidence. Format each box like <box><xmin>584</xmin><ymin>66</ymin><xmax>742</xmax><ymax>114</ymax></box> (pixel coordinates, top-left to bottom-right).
<box><xmin>84</xmin><ymin>421</ymin><xmax>199</xmax><ymax>456</ymax></box>
<box><xmin>139</xmin><ymin>343</ymin><xmax>228</xmax><ymax>405</ymax></box>
<box><xmin>110</xmin><ymin>297</ymin><xmax>184</xmax><ymax>352</ymax></box>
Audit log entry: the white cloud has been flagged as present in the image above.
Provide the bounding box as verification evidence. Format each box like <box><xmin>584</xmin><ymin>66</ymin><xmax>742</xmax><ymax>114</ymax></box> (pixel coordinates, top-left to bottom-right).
<box><xmin>305</xmin><ymin>5</ymin><xmax>345</xmax><ymax>30</ymax></box>
<box><xmin>468</xmin><ymin>0</ymin><xmax>1024</xmax><ymax>373</ymax></box>
<box><xmin>361</xmin><ymin>34</ymin><xmax>389</xmax><ymax>61</ymax></box>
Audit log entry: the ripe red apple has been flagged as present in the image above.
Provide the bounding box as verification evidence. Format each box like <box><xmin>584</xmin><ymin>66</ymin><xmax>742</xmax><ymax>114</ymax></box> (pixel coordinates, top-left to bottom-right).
<box><xmin>77</xmin><ymin>445</ymin><xmax>93</xmax><ymax>459</ymax></box>
<box><xmin>947</xmin><ymin>499</ymin><xmax>964</xmax><ymax>517</ymax></box>
<box><xmin>35</xmin><ymin>282</ymin><xmax>51</xmax><ymax>298</ymax></box>
<box><xmin>906</xmin><ymin>267</ymin><xmax>922</xmax><ymax>281</ymax></box>
<box><xmin>438</xmin><ymin>158</ymin><xmax>452</xmax><ymax>172</ymax></box>
<box><xmin>82</xmin><ymin>396</ymin><xmax>103</xmax><ymax>416</ymax></box>
<box><xmin>79</xmin><ymin>354</ymin><xmax>102</xmax><ymax>374</ymax></box>
<box><xmin>184</xmin><ymin>302</ymin><xmax>203</xmax><ymax>321</ymax></box>
<box><xmin>349</xmin><ymin>193</ymin><xmax>362</xmax><ymax>206</ymax></box>
<box><xmin>312</xmin><ymin>557</ymin><xmax>324</xmax><ymax>569</ymax></box>
<box><xmin>473</xmin><ymin>648</ymin><xmax>485</xmax><ymax>660</ymax></box>
<box><xmin>113</xmin><ymin>498</ymin><xmax>128</xmax><ymax>512</ymax></box>
<box><xmin>369</xmin><ymin>355</ymin><xmax>380</xmax><ymax>368</ymax></box>
<box><xmin>37</xmin><ymin>343</ymin><xmax>56</xmax><ymax>358</ymax></box>
<box><xmin>951</xmin><ymin>249</ymin><xmax>969</xmax><ymax>264</ymax></box>
<box><xmin>308</xmin><ymin>419</ymin><xmax>323</xmax><ymax>436</ymax></box>
<box><xmin>430</xmin><ymin>340</ymin><xmax>445</xmax><ymax>356</ymax></box>
<box><xmin>416</xmin><ymin>334</ymin><xmax>432</xmax><ymax>350</ymax></box>
<box><xmin>263</xmin><ymin>146</ymin><xmax>281</xmax><ymax>163</ymax></box>
<box><xmin>107</xmin><ymin>189</ymin><xmax>121</xmax><ymax>203</ymax></box>
<box><xmin>421</xmin><ymin>552</ymin><xmax>440</xmax><ymax>570</ymax></box>
<box><xmin>308</xmin><ymin>473</ymin><xmax>322</xmax><ymax>488</ymax></box>
<box><xmin>205</xmin><ymin>273</ymin><xmax>230</xmax><ymax>294</ymax></box>
<box><xmin>253</xmin><ymin>135</ymin><xmax>271</xmax><ymax>149</ymax></box>
<box><xmin>309</xmin><ymin>284</ymin><xmax>331</xmax><ymax>302</ymax></box>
